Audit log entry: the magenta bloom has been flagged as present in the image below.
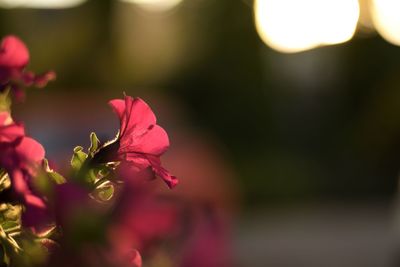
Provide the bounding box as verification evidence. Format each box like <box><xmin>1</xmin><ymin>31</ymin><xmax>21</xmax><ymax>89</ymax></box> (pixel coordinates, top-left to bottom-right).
<box><xmin>0</xmin><ymin>35</ymin><xmax>55</xmax><ymax>100</ymax></box>
<box><xmin>0</xmin><ymin>136</ymin><xmax>46</xmax><ymax>208</ymax></box>
<box><xmin>110</xmin><ymin>192</ymin><xmax>179</xmax><ymax>252</ymax></box>
<box><xmin>0</xmin><ymin>137</ymin><xmax>51</xmax><ymax>233</ymax></box>
<box><xmin>0</xmin><ymin>112</ymin><xmax>24</xmax><ymax>142</ymax></box>
<box><xmin>107</xmin><ymin>174</ymin><xmax>178</xmax><ymax>267</ymax></box>
<box><xmin>0</xmin><ymin>113</ymin><xmax>49</xmax><ymax>231</ymax></box>
<box><xmin>0</xmin><ymin>35</ymin><xmax>29</xmax><ymax>78</ymax></box>
<box><xmin>109</xmin><ymin>96</ymin><xmax>178</xmax><ymax>188</ymax></box>
<box><xmin>180</xmin><ymin>214</ymin><xmax>232</xmax><ymax>267</ymax></box>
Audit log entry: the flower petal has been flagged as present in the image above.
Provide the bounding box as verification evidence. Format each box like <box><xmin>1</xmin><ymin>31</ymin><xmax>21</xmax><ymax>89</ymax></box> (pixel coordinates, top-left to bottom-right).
<box><xmin>22</xmin><ymin>70</ymin><xmax>56</xmax><ymax>88</ymax></box>
<box><xmin>0</xmin><ymin>35</ymin><xmax>29</xmax><ymax>68</ymax></box>
<box><xmin>0</xmin><ymin>113</ymin><xmax>25</xmax><ymax>142</ymax></box>
<box><xmin>119</xmin><ymin>124</ymin><xmax>170</xmax><ymax>156</ymax></box>
<box><xmin>11</xmin><ymin>170</ymin><xmax>45</xmax><ymax>208</ymax></box>
<box><xmin>124</xmin><ymin>97</ymin><xmax>157</xmax><ymax>134</ymax></box>
<box><xmin>110</xmin><ymin>96</ymin><xmax>157</xmax><ymax>137</ymax></box>
<box><xmin>147</xmin><ymin>155</ymin><xmax>178</xmax><ymax>188</ymax></box>
<box><xmin>130</xmin><ymin>250</ymin><xmax>142</xmax><ymax>267</ymax></box>
<box><xmin>123</xmin><ymin>153</ymin><xmax>152</xmax><ymax>170</ymax></box>
<box><xmin>109</xmin><ymin>99</ymin><xmax>126</xmax><ymax>121</ymax></box>
<box><xmin>15</xmin><ymin>137</ymin><xmax>45</xmax><ymax>164</ymax></box>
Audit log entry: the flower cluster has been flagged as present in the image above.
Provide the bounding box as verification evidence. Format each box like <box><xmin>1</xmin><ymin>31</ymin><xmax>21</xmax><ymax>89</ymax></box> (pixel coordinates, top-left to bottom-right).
<box><xmin>0</xmin><ymin>35</ymin><xmax>55</xmax><ymax>102</ymax></box>
<box><xmin>0</xmin><ymin>35</ymin><xmax>233</xmax><ymax>267</ymax></box>
<box><xmin>0</xmin><ymin>35</ymin><xmax>186</xmax><ymax>267</ymax></box>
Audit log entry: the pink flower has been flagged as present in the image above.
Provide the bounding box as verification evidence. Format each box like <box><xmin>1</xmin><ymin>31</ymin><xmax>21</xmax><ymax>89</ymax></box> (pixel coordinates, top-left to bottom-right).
<box><xmin>179</xmin><ymin>210</ymin><xmax>232</xmax><ymax>267</ymax></box>
<box><xmin>0</xmin><ymin>35</ymin><xmax>29</xmax><ymax>76</ymax></box>
<box><xmin>0</xmin><ymin>113</ymin><xmax>49</xmax><ymax>230</ymax></box>
<box><xmin>108</xmin><ymin>96</ymin><xmax>178</xmax><ymax>188</ymax></box>
<box><xmin>0</xmin><ymin>35</ymin><xmax>55</xmax><ymax>101</ymax></box>
<box><xmin>0</xmin><ymin>137</ymin><xmax>46</xmax><ymax>206</ymax></box>
<box><xmin>108</xmin><ymin>172</ymin><xmax>179</xmax><ymax>261</ymax></box>
<box><xmin>51</xmin><ymin>181</ymin><xmax>144</xmax><ymax>267</ymax></box>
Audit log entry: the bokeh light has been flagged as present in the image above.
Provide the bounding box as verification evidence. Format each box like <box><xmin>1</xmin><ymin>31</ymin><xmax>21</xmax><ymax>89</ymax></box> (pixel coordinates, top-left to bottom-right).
<box><xmin>371</xmin><ymin>0</ymin><xmax>400</xmax><ymax>46</ymax></box>
<box><xmin>0</xmin><ymin>0</ymin><xmax>86</xmax><ymax>8</ymax></box>
<box><xmin>120</xmin><ymin>0</ymin><xmax>183</xmax><ymax>12</ymax></box>
<box><xmin>254</xmin><ymin>0</ymin><xmax>360</xmax><ymax>53</ymax></box>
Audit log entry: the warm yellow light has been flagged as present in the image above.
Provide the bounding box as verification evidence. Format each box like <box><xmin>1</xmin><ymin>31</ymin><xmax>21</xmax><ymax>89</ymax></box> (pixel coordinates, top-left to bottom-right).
<box><xmin>120</xmin><ymin>0</ymin><xmax>182</xmax><ymax>12</ymax></box>
<box><xmin>254</xmin><ymin>0</ymin><xmax>360</xmax><ymax>53</ymax></box>
<box><xmin>0</xmin><ymin>0</ymin><xmax>86</xmax><ymax>8</ymax></box>
<box><xmin>371</xmin><ymin>0</ymin><xmax>400</xmax><ymax>46</ymax></box>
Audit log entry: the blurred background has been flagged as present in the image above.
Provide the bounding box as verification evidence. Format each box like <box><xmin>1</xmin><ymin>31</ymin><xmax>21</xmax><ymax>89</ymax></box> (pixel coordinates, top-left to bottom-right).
<box><xmin>2</xmin><ymin>0</ymin><xmax>400</xmax><ymax>266</ymax></box>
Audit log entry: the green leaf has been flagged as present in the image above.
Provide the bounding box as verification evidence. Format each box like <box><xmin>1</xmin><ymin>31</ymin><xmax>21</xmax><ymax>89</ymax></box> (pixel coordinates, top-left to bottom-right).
<box><xmin>71</xmin><ymin>146</ymin><xmax>88</xmax><ymax>171</ymax></box>
<box><xmin>88</xmin><ymin>132</ymin><xmax>100</xmax><ymax>157</ymax></box>
<box><xmin>0</xmin><ymin>225</ymin><xmax>21</xmax><ymax>253</ymax></box>
<box><xmin>1</xmin><ymin>221</ymin><xmax>20</xmax><ymax>232</ymax></box>
<box><xmin>42</xmin><ymin>159</ymin><xmax>66</xmax><ymax>184</ymax></box>
<box><xmin>93</xmin><ymin>183</ymin><xmax>114</xmax><ymax>202</ymax></box>
<box><xmin>32</xmin><ymin>172</ymin><xmax>54</xmax><ymax>197</ymax></box>
<box><xmin>86</xmin><ymin>168</ymin><xmax>97</xmax><ymax>184</ymax></box>
<box><xmin>48</xmin><ymin>171</ymin><xmax>66</xmax><ymax>184</ymax></box>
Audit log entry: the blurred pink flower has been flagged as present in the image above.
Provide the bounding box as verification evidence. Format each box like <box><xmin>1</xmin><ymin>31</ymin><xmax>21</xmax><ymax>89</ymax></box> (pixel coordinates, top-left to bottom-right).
<box><xmin>0</xmin><ymin>35</ymin><xmax>55</xmax><ymax>101</ymax></box>
<box><xmin>109</xmin><ymin>170</ymin><xmax>179</xmax><ymax>251</ymax></box>
<box><xmin>104</xmin><ymin>248</ymin><xmax>142</xmax><ymax>267</ymax></box>
<box><xmin>53</xmin><ymin>182</ymin><xmax>91</xmax><ymax>228</ymax></box>
<box><xmin>50</xmin><ymin>181</ymin><xmax>144</xmax><ymax>267</ymax></box>
<box><xmin>180</xmin><ymin>209</ymin><xmax>232</xmax><ymax>267</ymax></box>
<box><xmin>108</xmin><ymin>96</ymin><xmax>178</xmax><ymax>188</ymax></box>
<box><xmin>0</xmin><ymin>35</ymin><xmax>29</xmax><ymax>74</ymax></box>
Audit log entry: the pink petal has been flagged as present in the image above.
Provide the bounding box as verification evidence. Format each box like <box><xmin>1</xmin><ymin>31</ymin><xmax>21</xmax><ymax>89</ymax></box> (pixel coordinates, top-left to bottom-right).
<box><xmin>11</xmin><ymin>169</ymin><xmax>30</xmax><ymax>196</ymax></box>
<box><xmin>0</xmin><ymin>124</ymin><xmax>24</xmax><ymax>143</ymax></box>
<box><xmin>0</xmin><ymin>113</ymin><xmax>25</xmax><ymax>142</ymax></box>
<box><xmin>130</xmin><ymin>202</ymin><xmax>178</xmax><ymax>241</ymax></box>
<box><xmin>123</xmin><ymin>153</ymin><xmax>152</xmax><ymax>170</ymax></box>
<box><xmin>24</xmin><ymin>193</ymin><xmax>46</xmax><ymax>209</ymax></box>
<box><xmin>0</xmin><ymin>36</ymin><xmax>29</xmax><ymax>68</ymax></box>
<box><xmin>0</xmin><ymin>112</ymin><xmax>25</xmax><ymax>142</ymax></box>
<box><xmin>109</xmin><ymin>99</ymin><xmax>126</xmax><ymax>122</ymax></box>
<box><xmin>15</xmin><ymin>137</ymin><xmax>45</xmax><ymax>163</ymax></box>
<box><xmin>147</xmin><ymin>155</ymin><xmax>178</xmax><ymax>188</ymax></box>
<box><xmin>130</xmin><ymin>250</ymin><xmax>142</xmax><ymax>267</ymax></box>
<box><xmin>119</xmin><ymin>124</ymin><xmax>170</xmax><ymax>156</ymax></box>
<box><xmin>109</xmin><ymin>96</ymin><xmax>156</xmax><ymax>137</ymax></box>
<box><xmin>124</xmin><ymin>97</ymin><xmax>157</xmax><ymax>136</ymax></box>
<box><xmin>118</xmin><ymin>160</ymin><xmax>157</xmax><ymax>185</ymax></box>
<box><xmin>22</xmin><ymin>70</ymin><xmax>56</xmax><ymax>88</ymax></box>
<box><xmin>109</xmin><ymin>98</ymin><xmax>126</xmax><ymax>137</ymax></box>
<box><xmin>11</xmin><ymin>170</ymin><xmax>46</xmax><ymax>209</ymax></box>
<box><xmin>32</xmin><ymin>70</ymin><xmax>56</xmax><ymax>87</ymax></box>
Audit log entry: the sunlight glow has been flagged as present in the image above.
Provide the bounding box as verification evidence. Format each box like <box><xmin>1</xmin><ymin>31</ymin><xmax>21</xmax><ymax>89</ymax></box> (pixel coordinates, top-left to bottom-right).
<box><xmin>254</xmin><ymin>0</ymin><xmax>360</xmax><ymax>53</ymax></box>
<box><xmin>120</xmin><ymin>0</ymin><xmax>182</xmax><ymax>12</ymax></box>
<box><xmin>371</xmin><ymin>0</ymin><xmax>400</xmax><ymax>46</ymax></box>
<box><xmin>0</xmin><ymin>0</ymin><xmax>86</xmax><ymax>8</ymax></box>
